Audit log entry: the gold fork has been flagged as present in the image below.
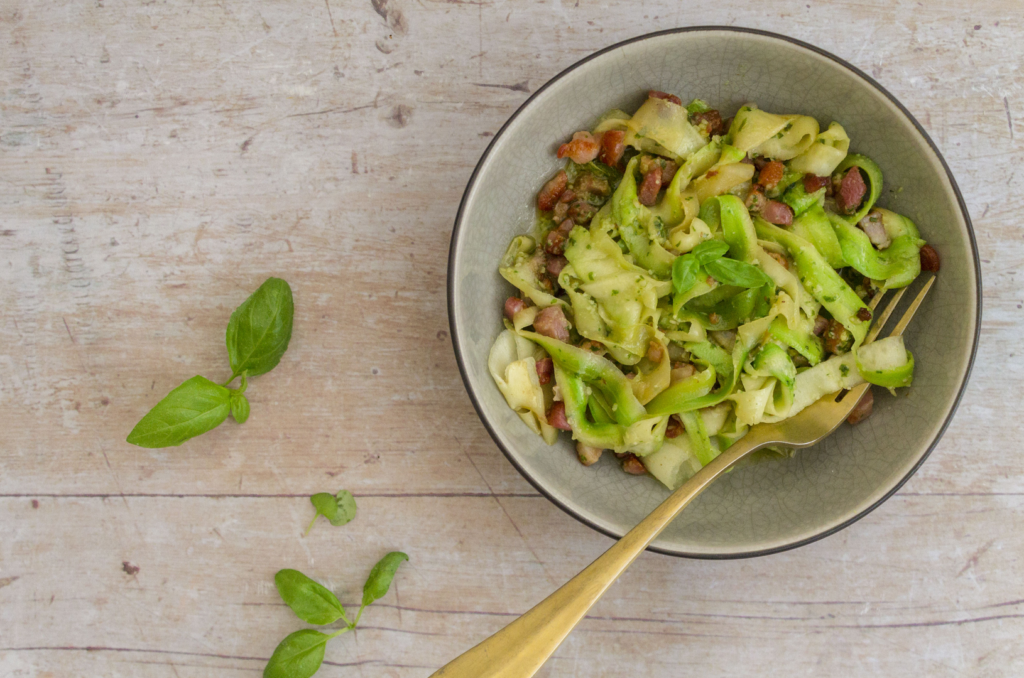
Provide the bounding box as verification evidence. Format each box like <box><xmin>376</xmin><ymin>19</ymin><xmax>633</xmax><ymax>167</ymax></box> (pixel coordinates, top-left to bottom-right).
<box><xmin>432</xmin><ymin>275</ymin><xmax>935</xmax><ymax>678</ymax></box>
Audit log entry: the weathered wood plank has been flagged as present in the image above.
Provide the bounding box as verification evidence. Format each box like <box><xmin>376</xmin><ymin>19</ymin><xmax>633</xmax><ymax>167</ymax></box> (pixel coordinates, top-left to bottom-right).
<box><xmin>0</xmin><ymin>0</ymin><xmax>1021</xmax><ymax>675</ymax></box>
<box><xmin>1</xmin><ymin>495</ymin><xmax>1022</xmax><ymax>676</ymax></box>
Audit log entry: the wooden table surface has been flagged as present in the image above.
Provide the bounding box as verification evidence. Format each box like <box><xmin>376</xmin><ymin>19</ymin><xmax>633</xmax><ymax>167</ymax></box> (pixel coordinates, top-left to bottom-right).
<box><xmin>1</xmin><ymin>1</ymin><xmax>1020</xmax><ymax>676</ymax></box>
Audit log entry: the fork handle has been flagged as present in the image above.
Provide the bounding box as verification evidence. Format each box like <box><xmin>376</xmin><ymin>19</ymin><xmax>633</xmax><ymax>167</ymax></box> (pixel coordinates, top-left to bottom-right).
<box><xmin>430</xmin><ymin>426</ymin><xmax>775</xmax><ymax>678</ymax></box>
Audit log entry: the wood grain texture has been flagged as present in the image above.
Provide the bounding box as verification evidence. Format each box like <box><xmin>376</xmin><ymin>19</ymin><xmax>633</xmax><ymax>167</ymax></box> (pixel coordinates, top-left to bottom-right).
<box><xmin>0</xmin><ymin>0</ymin><xmax>1021</xmax><ymax>676</ymax></box>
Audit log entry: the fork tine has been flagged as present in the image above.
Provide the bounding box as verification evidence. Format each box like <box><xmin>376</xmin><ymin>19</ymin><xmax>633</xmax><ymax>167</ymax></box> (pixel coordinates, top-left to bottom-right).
<box><xmin>836</xmin><ymin>277</ymin><xmax>933</xmax><ymax>407</ymax></box>
<box><xmin>751</xmin><ymin>276</ymin><xmax>935</xmax><ymax>447</ymax></box>
<box><xmin>864</xmin><ymin>287</ymin><xmax>907</xmax><ymax>344</ymax></box>
<box><xmin>868</xmin><ymin>288</ymin><xmax>890</xmax><ymax>312</ymax></box>
<box><xmin>888</xmin><ymin>275</ymin><xmax>935</xmax><ymax>338</ymax></box>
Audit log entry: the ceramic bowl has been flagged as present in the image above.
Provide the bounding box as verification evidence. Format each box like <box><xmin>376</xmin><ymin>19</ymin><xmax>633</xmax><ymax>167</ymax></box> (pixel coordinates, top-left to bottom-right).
<box><xmin>447</xmin><ymin>27</ymin><xmax>980</xmax><ymax>557</ymax></box>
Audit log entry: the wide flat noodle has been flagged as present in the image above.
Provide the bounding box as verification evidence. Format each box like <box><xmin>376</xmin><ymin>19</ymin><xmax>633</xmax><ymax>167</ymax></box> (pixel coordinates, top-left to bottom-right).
<box><xmin>731</xmin><ymin>107</ymin><xmax>819</xmax><ymax>160</ymax></box>
<box><xmin>623</xmin><ymin>96</ymin><xmax>705</xmax><ymax>161</ymax></box>
<box><xmin>499</xmin><ymin>236</ymin><xmax>570</xmax><ymax>311</ymax></box>
<box><xmin>561</xmin><ymin>225</ymin><xmax>668</xmax><ymax>363</ymax></box>
<box><xmin>487</xmin><ymin>330</ymin><xmax>558</xmax><ymax>443</ymax></box>
<box><xmin>788</xmin><ymin>122</ymin><xmax>850</xmax><ymax>176</ymax></box>
<box><xmin>756</xmin><ymin>336</ymin><xmax>910</xmax><ymax>425</ymax></box>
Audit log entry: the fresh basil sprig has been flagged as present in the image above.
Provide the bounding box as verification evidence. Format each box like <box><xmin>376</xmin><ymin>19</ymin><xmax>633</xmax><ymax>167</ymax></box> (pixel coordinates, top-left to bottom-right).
<box><xmin>304</xmin><ymin>490</ymin><xmax>357</xmax><ymax>536</ymax></box>
<box><xmin>127</xmin><ymin>278</ymin><xmax>293</xmax><ymax>448</ymax></box>
<box><xmin>264</xmin><ymin>553</ymin><xmax>409</xmax><ymax>678</ymax></box>
<box><xmin>691</xmin><ymin>239</ymin><xmax>730</xmax><ymax>265</ymax></box>
<box><xmin>672</xmin><ymin>239</ymin><xmax>731</xmax><ymax>295</ymax></box>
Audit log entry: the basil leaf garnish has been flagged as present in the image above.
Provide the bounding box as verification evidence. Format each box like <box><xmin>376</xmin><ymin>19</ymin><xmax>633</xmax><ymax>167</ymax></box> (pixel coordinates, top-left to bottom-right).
<box><xmin>690</xmin><ymin>239</ymin><xmax>730</xmax><ymax>266</ymax></box>
<box><xmin>671</xmin><ymin>255</ymin><xmax>700</xmax><ymax>295</ymax></box>
<box><xmin>704</xmin><ymin>257</ymin><xmax>773</xmax><ymax>289</ymax></box>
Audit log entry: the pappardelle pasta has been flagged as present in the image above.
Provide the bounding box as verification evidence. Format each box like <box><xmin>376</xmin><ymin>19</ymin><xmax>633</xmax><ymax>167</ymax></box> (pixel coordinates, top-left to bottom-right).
<box><xmin>489</xmin><ymin>91</ymin><xmax>940</xmax><ymax>490</ymax></box>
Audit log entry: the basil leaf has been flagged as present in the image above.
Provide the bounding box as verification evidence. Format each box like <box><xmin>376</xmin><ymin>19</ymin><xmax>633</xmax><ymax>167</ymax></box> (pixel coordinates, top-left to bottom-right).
<box><xmin>263</xmin><ymin>629</ymin><xmax>329</xmax><ymax>678</ymax></box>
<box><xmin>362</xmin><ymin>552</ymin><xmax>409</xmax><ymax>607</ymax></box>
<box><xmin>226</xmin><ymin>278</ymin><xmax>294</xmax><ymax>378</ymax></box>
<box><xmin>126</xmin><ymin>376</ymin><xmax>230</xmax><ymax>448</ymax></box>
<box><xmin>704</xmin><ymin>258</ymin><xmax>773</xmax><ymax>289</ymax></box>
<box><xmin>325</xmin><ymin>490</ymin><xmax>356</xmax><ymax>526</ymax></box>
<box><xmin>671</xmin><ymin>255</ymin><xmax>699</xmax><ymax>295</ymax></box>
<box><xmin>274</xmin><ymin>569</ymin><xmax>345</xmax><ymax>625</ymax></box>
<box><xmin>690</xmin><ymin>239</ymin><xmax>729</xmax><ymax>266</ymax></box>
<box><xmin>230</xmin><ymin>393</ymin><xmax>250</xmax><ymax>424</ymax></box>
<box><xmin>305</xmin><ymin>490</ymin><xmax>357</xmax><ymax>536</ymax></box>
<box><xmin>309</xmin><ymin>493</ymin><xmax>337</xmax><ymax>521</ymax></box>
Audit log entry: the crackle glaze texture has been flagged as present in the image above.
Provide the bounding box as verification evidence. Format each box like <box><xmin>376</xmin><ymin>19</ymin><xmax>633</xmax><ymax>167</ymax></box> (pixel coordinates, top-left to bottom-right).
<box><xmin>450</xmin><ymin>29</ymin><xmax>979</xmax><ymax>557</ymax></box>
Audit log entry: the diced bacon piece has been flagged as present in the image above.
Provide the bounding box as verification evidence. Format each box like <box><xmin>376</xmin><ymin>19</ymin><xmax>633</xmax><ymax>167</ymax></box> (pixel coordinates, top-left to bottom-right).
<box><xmin>537</xmin><ymin>170</ymin><xmax>568</xmax><ymax>211</ymax></box>
<box><xmin>504</xmin><ymin>297</ymin><xmax>526</xmax><ymax>321</ymax></box>
<box><xmin>757</xmin><ymin>160</ymin><xmax>785</xmax><ymax>189</ymax></box>
<box><xmin>534</xmin><ymin>306</ymin><xmax>570</xmax><ymax>342</ymax></box>
<box><xmin>557</xmin><ymin>131</ymin><xmax>601</xmax><ymax>164</ymax></box>
<box><xmin>803</xmin><ymin>174</ymin><xmax>830</xmax><ymax>193</ymax></box>
<box><xmin>638</xmin><ymin>165</ymin><xmax>662</xmax><ymax>206</ymax></box>
<box><xmin>621</xmin><ymin>453</ymin><xmax>647</xmax><ymax>475</ymax></box>
<box><xmin>847</xmin><ymin>388</ymin><xmax>874</xmax><ymax>425</ymax></box>
<box><xmin>836</xmin><ymin>167</ymin><xmax>867</xmax><ymax>215</ymax></box>
<box><xmin>598</xmin><ymin>130</ymin><xmax>625</xmax><ymax>166</ymax></box>
<box><xmin>535</xmin><ymin>357</ymin><xmax>553</xmax><ymax>385</ymax></box>
<box><xmin>547</xmin><ymin>402</ymin><xmax>572</xmax><ymax>431</ymax></box>
<box><xmin>760</xmin><ymin>200</ymin><xmax>794</xmax><ymax>226</ymax></box>
<box><xmin>920</xmin><ymin>244</ymin><xmax>940</xmax><ymax>272</ymax></box>
<box><xmin>648</xmin><ymin>90</ymin><xmax>682</xmax><ymax>106</ymax></box>
<box><xmin>858</xmin><ymin>211</ymin><xmax>891</xmax><ymax>249</ymax></box>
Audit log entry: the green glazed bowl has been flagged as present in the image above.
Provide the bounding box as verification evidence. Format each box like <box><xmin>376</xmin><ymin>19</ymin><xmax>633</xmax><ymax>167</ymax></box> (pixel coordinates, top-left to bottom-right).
<box><xmin>448</xmin><ymin>27</ymin><xmax>980</xmax><ymax>557</ymax></box>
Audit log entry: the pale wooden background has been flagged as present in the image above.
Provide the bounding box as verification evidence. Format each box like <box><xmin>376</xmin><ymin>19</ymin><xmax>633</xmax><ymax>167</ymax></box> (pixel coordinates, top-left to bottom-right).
<box><xmin>0</xmin><ymin>1</ymin><xmax>1020</xmax><ymax>676</ymax></box>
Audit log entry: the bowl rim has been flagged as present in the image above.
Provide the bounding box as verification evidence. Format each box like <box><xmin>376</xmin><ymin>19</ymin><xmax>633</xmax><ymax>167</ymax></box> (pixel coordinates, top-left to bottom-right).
<box><xmin>447</xmin><ymin>26</ymin><xmax>982</xmax><ymax>559</ymax></box>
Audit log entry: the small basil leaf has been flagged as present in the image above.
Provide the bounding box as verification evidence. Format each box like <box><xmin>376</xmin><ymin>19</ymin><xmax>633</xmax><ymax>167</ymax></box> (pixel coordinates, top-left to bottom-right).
<box><xmin>307</xmin><ymin>491</ymin><xmax>357</xmax><ymax>535</ymax></box>
<box><xmin>310</xmin><ymin>493</ymin><xmax>338</xmax><ymax>521</ymax></box>
<box><xmin>327</xmin><ymin>490</ymin><xmax>357</xmax><ymax>527</ymax></box>
<box><xmin>362</xmin><ymin>552</ymin><xmax>409</xmax><ymax>607</ymax></box>
<box><xmin>704</xmin><ymin>258</ymin><xmax>773</xmax><ymax>289</ymax></box>
<box><xmin>274</xmin><ymin>569</ymin><xmax>345</xmax><ymax>625</ymax></box>
<box><xmin>226</xmin><ymin>277</ymin><xmax>294</xmax><ymax>378</ymax></box>
<box><xmin>306</xmin><ymin>493</ymin><xmax>332</xmax><ymax>536</ymax></box>
<box><xmin>690</xmin><ymin>239</ymin><xmax>730</xmax><ymax>266</ymax></box>
<box><xmin>126</xmin><ymin>376</ymin><xmax>231</xmax><ymax>448</ymax></box>
<box><xmin>671</xmin><ymin>255</ymin><xmax>700</xmax><ymax>296</ymax></box>
<box><xmin>230</xmin><ymin>393</ymin><xmax>250</xmax><ymax>424</ymax></box>
<box><xmin>263</xmin><ymin>629</ymin><xmax>329</xmax><ymax>678</ymax></box>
